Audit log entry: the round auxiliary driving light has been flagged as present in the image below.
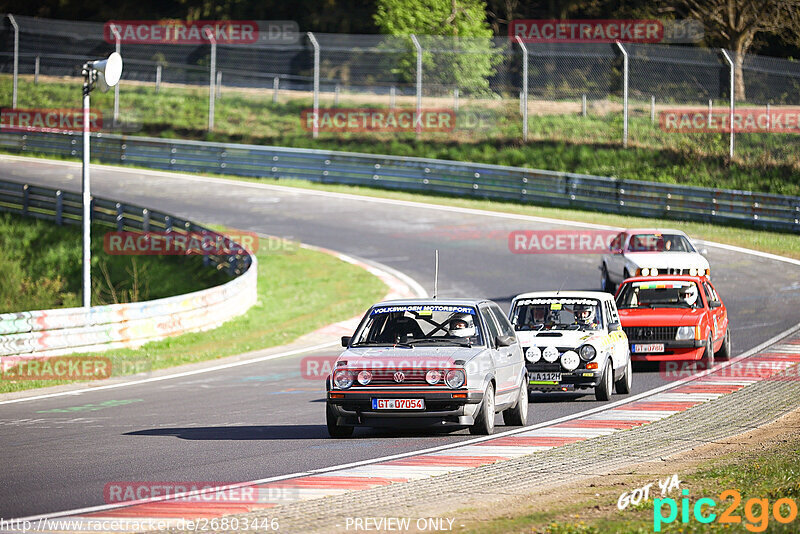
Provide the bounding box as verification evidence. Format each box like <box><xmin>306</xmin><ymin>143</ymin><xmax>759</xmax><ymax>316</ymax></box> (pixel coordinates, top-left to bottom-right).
<box><xmin>425</xmin><ymin>370</ymin><xmax>442</xmax><ymax>385</ymax></box>
<box><xmin>357</xmin><ymin>370</ymin><xmax>372</xmax><ymax>386</ymax></box>
<box><xmin>561</xmin><ymin>350</ymin><xmax>580</xmax><ymax>371</ymax></box>
<box><xmin>526</xmin><ymin>346</ymin><xmax>542</xmax><ymax>363</ymax></box>
<box><xmin>543</xmin><ymin>346</ymin><xmax>559</xmax><ymax>363</ymax></box>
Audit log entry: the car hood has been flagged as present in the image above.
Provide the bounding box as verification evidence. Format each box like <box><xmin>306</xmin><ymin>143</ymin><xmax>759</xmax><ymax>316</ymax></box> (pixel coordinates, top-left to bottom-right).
<box><xmin>515</xmin><ymin>329</ymin><xmax>603</xmax><ymax>349</ymax></box>
<box><xmin>618</xmin><ymin>307</ymin><xmax>705</xmax><ymax>326</ymax></box>
<box><xmin>338</xmin><ymin>345</ymin><xmax>485</xmax><ymax>367</ymax></box>
<box><xmin>624</xmin><ymin>252</ymin><xmax>709</xmax><ymax>269</ymax></box>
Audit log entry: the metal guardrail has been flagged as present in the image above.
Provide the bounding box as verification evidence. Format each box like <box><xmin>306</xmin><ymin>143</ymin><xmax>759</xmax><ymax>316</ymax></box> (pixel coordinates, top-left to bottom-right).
<box><xmin>1</xmin><ymin>130</ymin><xmax>798</xmax><ymax>233</ymax></box>
<box><xmin>0</xmin><ymin>178</ymin><xmax>257</xmax><ymax>358</ymax></box>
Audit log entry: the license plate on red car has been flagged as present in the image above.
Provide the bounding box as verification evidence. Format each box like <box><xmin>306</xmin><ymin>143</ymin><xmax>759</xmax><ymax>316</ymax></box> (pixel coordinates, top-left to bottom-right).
<box><xmin>633</xmin><ymin>343</ymin><xmax>665</xmax><ymax>353</ymax></box>
<box><xmin>372</xmin><ymin>398</ymin><xmax>425</xmax><ymax>410</ymax></box>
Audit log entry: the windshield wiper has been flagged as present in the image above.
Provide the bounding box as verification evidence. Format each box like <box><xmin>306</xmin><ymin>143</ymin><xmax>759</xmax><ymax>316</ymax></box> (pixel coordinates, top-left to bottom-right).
<box><xmin>414</xmin><ymin>337</ymin><xmax>472</xmax><ymax>347</ymax></box>
<box><xmin>351</xmin><ymin>341</ymin><xmax>414</xmax><ymax>348</ymax></box>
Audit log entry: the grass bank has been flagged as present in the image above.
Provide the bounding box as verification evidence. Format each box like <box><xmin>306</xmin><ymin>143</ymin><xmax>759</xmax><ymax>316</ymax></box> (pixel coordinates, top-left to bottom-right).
<box><xmin>1</xmin><ymin>75</ymin><xmax>797</xmax><ymax>196</ymax></box>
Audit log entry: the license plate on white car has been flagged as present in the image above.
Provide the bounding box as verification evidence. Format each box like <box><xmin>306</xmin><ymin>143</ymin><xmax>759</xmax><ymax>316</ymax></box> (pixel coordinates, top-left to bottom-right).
<box><xmin>633</xmin><ymin>343</ymin><xmax>665</xmax><ymax>353</ymax></box>
<box><xmin>530</xmin><ymin>372</ymin><xmax>561</xmax><ymax>383</ymax></box>
<box><xmin>372</xmin><ymin>398</ymin><xmax>425</xmax><ymax>410</ymax></box>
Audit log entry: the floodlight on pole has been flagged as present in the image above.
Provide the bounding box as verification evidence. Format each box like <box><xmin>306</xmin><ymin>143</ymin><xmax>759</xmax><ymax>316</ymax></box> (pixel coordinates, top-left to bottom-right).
<box><xmin>81</xmin><ymin>51</ymin><xmax>123</xmax><ymax>308</ymax></box>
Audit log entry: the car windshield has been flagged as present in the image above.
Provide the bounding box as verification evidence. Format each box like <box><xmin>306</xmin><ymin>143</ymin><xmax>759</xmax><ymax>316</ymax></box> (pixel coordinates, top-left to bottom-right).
<box><xmin>510</xmin><ymin>298</ymin><xmax>603</xmax><ymax>331</ymax></box>
<box><xmin>350</xmin><ymin>304</ymin><xmax>483</xmax><ymax>347</ymax></box>
<box><xmin>626</xmin><ymin>233</ymin><xmax>695</xmax><ymax>253</ymax></box>
<box><xmin>617</xmin><ymin>280</ymin><xmax>702</xmax><ymax>309</ymax></box>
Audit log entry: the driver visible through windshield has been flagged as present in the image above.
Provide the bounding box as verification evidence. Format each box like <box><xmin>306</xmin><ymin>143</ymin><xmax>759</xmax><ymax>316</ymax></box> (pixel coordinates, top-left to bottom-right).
<box><xmin>351</xmin><ymin>304</ymin><xmax>483</xmax><ymax>347</ymax></box>
<box><xmin>511</xmin><ymin>298</ymin><xmax>603</xmax><ymax>331</ymax></box>
<box><xmin>617</xmin><ymin>280</ymin><xmax>702</xmax><ymax>309</ymax></box>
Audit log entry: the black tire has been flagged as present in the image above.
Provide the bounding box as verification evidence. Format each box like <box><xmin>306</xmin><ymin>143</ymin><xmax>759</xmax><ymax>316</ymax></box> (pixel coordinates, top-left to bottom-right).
<box><xmin>601</xmin><ymin>264</ymin><xmax>615</xmax><ymax>293</ymax></box>
<box><xmin>614</xmin><ymin>359</ymin><xmax>632</xmax><ymax>394</ymax></box>
<box><xmin>715</xmin><ymin>330</ymin><xmax>731</xmax><ymax>360</ymax></box>
<box><xmin>469</xmin><ymin>383</ymin><xmax>496</xmax><ymax>435</ymax></box>
<box><xmin>595</xmin><ymin>361</ymin><xmax>613</xmax><ymax>401</ymax></box>
<box><xmin>623</xmin><ymin>268</ymin><xmax>632</xmax><ymax>281</ymax></box>
<box><xmin>326</xmin><ymin>403</ymin><xmax>353</xmax><ymax>438</ymax></box>
<box><xmin>701</xmin><ymin>337</ymin><xmax>715</xmax><ymax>368</ymax></box>
<box><xmin>502</xmin><ymin>379</ymin><xmax>529</xmax><ymax>426</ymax></box>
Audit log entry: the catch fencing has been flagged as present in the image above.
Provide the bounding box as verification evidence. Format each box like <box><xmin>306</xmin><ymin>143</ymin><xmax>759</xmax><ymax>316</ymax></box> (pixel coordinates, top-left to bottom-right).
<box><xmin>0</xmin><ymin>130</ymin><xmax>797</xmax><ymax>234</ymax></box>
<box><xmin>2</xmin><ymin>14</ymin><xmax>800</xmax><ymax>162</ymax></box>
<box><xmin>0</xmin><ymin>178</ymin><xmax>257</xmax><ymax>359</ymax></box>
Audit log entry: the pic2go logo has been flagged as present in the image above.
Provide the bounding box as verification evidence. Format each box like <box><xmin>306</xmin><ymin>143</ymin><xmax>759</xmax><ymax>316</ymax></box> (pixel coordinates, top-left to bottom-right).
<box><xmin>654</xmin><ymin>489</ymin><xmax>799</xmax><ymax>532</ymax></box>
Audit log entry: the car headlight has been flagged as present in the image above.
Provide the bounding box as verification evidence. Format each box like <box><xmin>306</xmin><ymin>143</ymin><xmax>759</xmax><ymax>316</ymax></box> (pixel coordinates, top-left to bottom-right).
<box><xmin>579</xmin><ymin>344</ymin><xmax>596</xmax><ymax>361</ymax></box>
<box><xmin>649</xmin><ymin>268</ymin><xmax>658</xmax><ymax>276</ymax></box>
<box><xmin>689</xmin><ymin>267</ymin><xmax>698</xmax><ymax>276</ymax></box>
<box><xmin>525</xmin><ymin>346</ymin><xmax>542</xmax><ymax>363</ymax></box>
<box><xmin>542</xmin><ymin>346</ymin><xmax>559</xmax><ymax>363</ymax></box>
<box><xmin>357</xmin><ymin>370</ymin><xmax>372</xmax><ymax>386</ymax></box>
<box><xmin>425</xmin><ymin>370</ymin><xmax>442</xmax><ymax>385</ymax></box>
<box><xmin>444</xmin><ymin>369</ymin><xmax>466</xmax><ymax>388</ymax></box>
<box><xmin>333</xmin><ymin>369</ymin><xmax>353</xmax><ymax>389</ymax></box>
<box><xmin>675</xmin><ymin>326</ymin><xmax>695</xmax><ymax>340</ymax></box>
<box><xmin>561</xmin><ymin>350</ymin><xmax>580</xmax><ymax>371</ymax></box>
<box><xmin>640</xmin><ymin>268</ymin><xmax>649</xmax><ymax>276</ymax></box>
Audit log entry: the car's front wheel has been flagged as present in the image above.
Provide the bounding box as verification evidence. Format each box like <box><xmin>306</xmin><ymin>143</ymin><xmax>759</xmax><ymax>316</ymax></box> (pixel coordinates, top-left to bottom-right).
<box><xmin>701</xmin><ymin>337</ymin><xmax>715</xmax><ymax>368</ymax></box>
<box><xmin>469</xmin><ymin>383</ymin><xmax>496</xmax><ymax>435</ymax></box>
<box><xmin>715</xmin><ymin>330</ymin><xmax>731</xmax><ymax>360</ymax></box>
<box><xmin>502</xmin><ymin>378</ymin><xmax>528</xmax><ymax>426</ymax></box>
<box><xmin>326</xmin><ymin>403</ymin><xmax>353</xmax><ymax>438</ymax></box>
<box><xmin>595</xmin><ymin>361</ymin><xmax>613</xmax><ymax>401</ymax></box>
<box><xmin>614</xmin><ymin>358</ymin><xmax>632</xmax><ymax>394</ymax></box>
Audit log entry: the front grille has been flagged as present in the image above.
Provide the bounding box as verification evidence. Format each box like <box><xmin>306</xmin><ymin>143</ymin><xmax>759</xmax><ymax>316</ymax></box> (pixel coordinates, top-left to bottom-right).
<box><xmin>352</xmin><ymin>368</ymin><xmax>446</xmax><ymax>386</ymax></box>
<box><xmin>623</xmin><ymin>326</ymin><xmax>678</xmax><ymax>342</ymax></box>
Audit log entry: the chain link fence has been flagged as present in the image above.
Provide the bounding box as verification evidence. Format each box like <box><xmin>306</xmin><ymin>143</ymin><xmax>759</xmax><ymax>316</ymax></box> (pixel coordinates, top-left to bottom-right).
<box><xmin>1</xmin><ymin>13</ymin><xmax>799</xmax><ymax>167</ymax></box>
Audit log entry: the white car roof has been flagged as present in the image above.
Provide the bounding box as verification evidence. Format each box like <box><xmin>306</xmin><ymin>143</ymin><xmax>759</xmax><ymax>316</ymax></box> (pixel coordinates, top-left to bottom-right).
<box><xmin>511</xmin><ymin>291</ymin><xmax>614</xmax><ymax>303</ymax></box>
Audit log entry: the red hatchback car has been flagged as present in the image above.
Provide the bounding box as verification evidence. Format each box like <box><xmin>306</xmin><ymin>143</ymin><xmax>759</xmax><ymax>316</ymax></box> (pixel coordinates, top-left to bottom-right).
<box><xmin>615</xmin><ymin>276</ymin><xmax>730</xmax><ymax>364</ymax></box>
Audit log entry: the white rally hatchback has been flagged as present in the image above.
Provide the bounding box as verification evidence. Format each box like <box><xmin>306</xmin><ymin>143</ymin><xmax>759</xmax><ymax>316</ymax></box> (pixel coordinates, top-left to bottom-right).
<box><xmin>509</xmin><ymin>291</ymin><xmax>632</xmax><ymax>401</ymax></box>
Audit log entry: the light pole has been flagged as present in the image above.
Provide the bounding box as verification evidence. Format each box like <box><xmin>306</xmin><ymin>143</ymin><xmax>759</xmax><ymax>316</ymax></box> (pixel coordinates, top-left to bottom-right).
<box><xmin>81</xmin><ymin>52</ymin><xmax>123</xmax><ymax>308</ymax></box>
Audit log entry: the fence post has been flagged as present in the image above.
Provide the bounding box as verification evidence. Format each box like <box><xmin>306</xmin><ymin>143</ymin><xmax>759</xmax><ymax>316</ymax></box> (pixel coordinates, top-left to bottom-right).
<box><xmin>582</xmin><ymin>94</ymin><xmax>587</xmax><ymax>117</ymax></box>
<box><xmin>453</xmin><ymin>88</ymin><xmax>459</xmax><ymax>111</ymax></box>
<box><xmin>390</xmin><ymin>85</ymin><xmax>396</xmax><ymax>107</ymax></box>
<box><xmin>766</xmin><ymin>103</ymin><xmax>770</xmax><ymax>132</ymax></box>
<box><xmin>335</xmin><ymin>83</ymin><xmax>340</xmax><ymax>106</ymax></box>
<box><xmin>204</xmin><ymin>28</ymin><xmax>217</xmax><ymax>131</ymax></box>
<box><xmin>307</xmin><ymin>32</ymin><xmax>320</xmax><ymax>139</ymax></box>
<box><xmin>720</xmin><ymin>49</ymin><xmax>735</xmax><ymax>158</ymax></box>
<box><xmin>273</xmin><ymin>77</ymin><xmax>279</xmax><ymax>103</ymax></box>
<box><xmin>22</xmin><ymin>183</ymin><xmax>29</xmax><ymax>215</ymax></box>
<box><xmin>410</xmin><ymin>34</ymin><xmax>422</xmax><ymax>137</ymax></box>
<box><xmin>155</xmin><ymin>64</ymin><xmax>162</xmax><ymax>93</ymax></box>
<box><xmin>616</xmin><ymin>41</ymin><xmax>629</xmax><ymax>148</ymax></box>
<box><xmin>34</xmin><ymin>56</ymin><xmax>40</xmax><ymax>84</ymax></box>
<box><xmin>708</xmin><ymin>99</ymin><xmax>712</xmax><ymax>126</ymax></box>
<box><xmin>142</xmin><ymin>208</ymin><xmax>150</xmax><ymax>232</ymax></box>
<box><xmin>650</xmin><ymin>95</ymin><xmax>655</xmax><ymax>123</ymax></box>
<box><xmin>7</xmin><ymin>15</ymin><xmax>19</xmax><ymax>108</ymax></box>
<box><xmin>110</xmin><ymin>24</ymin><xmax>121</xmax><ymax>126</ymax></box>
<box><xmin>116</xmin><ymin>203</ymin><xmax>124</xmax><ymax>231</ymax></box>
<box><xmin>514</xmin><ymin>36</ymin><xmax>528</xmax><ymax>142</ymax></box>
<box><xmin>216</xmin><ymin>70</ymin><xmax>222</xmax><ymax>98</ymax></box>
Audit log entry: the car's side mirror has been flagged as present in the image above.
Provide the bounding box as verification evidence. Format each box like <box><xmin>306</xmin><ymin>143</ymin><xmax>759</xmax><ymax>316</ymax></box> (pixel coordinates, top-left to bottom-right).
<box><xmin>496</xmin><ymin>334</ymin><xmax>515</xmax><ymax>347</ymax></box>
<box><xmin>700</xmin><ymin>248</ymin><xmax>708</xmax><ymax>256</ymax></box>
<box><xmin>709</xmin><ymin>301</ymin><xmax>722</xmax><ymax>309</ymax></box>
<box><xmin>611</xmin><ymin>248</ymin><xmax>623</xmax><ymax>254</ymax></box>
<box><xmin>608</xmin><ymin>322</ymin><xmax>622</xmax><ymax>332</ymax></box>
<box><xmin>341</xmin><ymin>336</ymin><xmax>351</xmax><ymax>347</ymax></box>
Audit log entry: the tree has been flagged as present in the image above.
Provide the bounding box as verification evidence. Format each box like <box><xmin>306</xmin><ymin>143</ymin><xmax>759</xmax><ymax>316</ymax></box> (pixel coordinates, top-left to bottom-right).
<box><xmin>680</xmin><ymin>0</ymin><xmax>800</xmax><ymax>100</ymax></box>
<box><xmin>374</xmin><ymin>0</ymin><xmax>501</xmax><ymax>95</ymax></box>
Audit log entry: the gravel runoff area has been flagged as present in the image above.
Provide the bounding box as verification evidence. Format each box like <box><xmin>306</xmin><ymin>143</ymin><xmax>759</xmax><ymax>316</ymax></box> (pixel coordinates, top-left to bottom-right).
<box><xmin>161</xmin><ymin>329</ymin><xmax>800</xmax><ymax>534</ymax></box>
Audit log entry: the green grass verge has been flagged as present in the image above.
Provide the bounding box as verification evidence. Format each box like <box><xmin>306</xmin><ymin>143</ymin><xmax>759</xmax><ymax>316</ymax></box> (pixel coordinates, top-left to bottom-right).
<box><xmin>455</xmin><ymin>431</ymin><xmax>800</xmax><ymax>533</ymax></box>
<box><xmin>2</xmin><ymin>75</ymin><xmax>797</xmax><ymax>196</ymax></box>
<box><xmin>0</xmin><ymin>212</ymin><xmax>226</xmax><ymax>312</ymax></box>
<box><xmin>0</xmin><ymin>237</ymin><xmax>387</xmax><ymax>394</ymax></box>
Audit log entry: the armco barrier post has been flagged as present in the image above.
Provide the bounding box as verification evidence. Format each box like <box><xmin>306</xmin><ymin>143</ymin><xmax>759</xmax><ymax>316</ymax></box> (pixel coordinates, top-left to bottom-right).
<box><xmin>515</xmin><ymin>36</ymin><xmax>528</xmax><ymax>142</ymax></box>
<box><xmin>7</xmin><ymin>15</ymin><xmax>19</xmax><ymax>109</ymax></box>
<box><xmin>307</xmin><ymin>32</ymin><xmax>320</xmax><ymax>139</ymax></box>
<box><xmin>410</xmin><ymin>34</ymin><xmax>422</xmax><ymax>138</ymax></box>
<box><xmin>616</xmin><ymin>41</ymin><xmax>629</xmax><ymax>148</ymax></box>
